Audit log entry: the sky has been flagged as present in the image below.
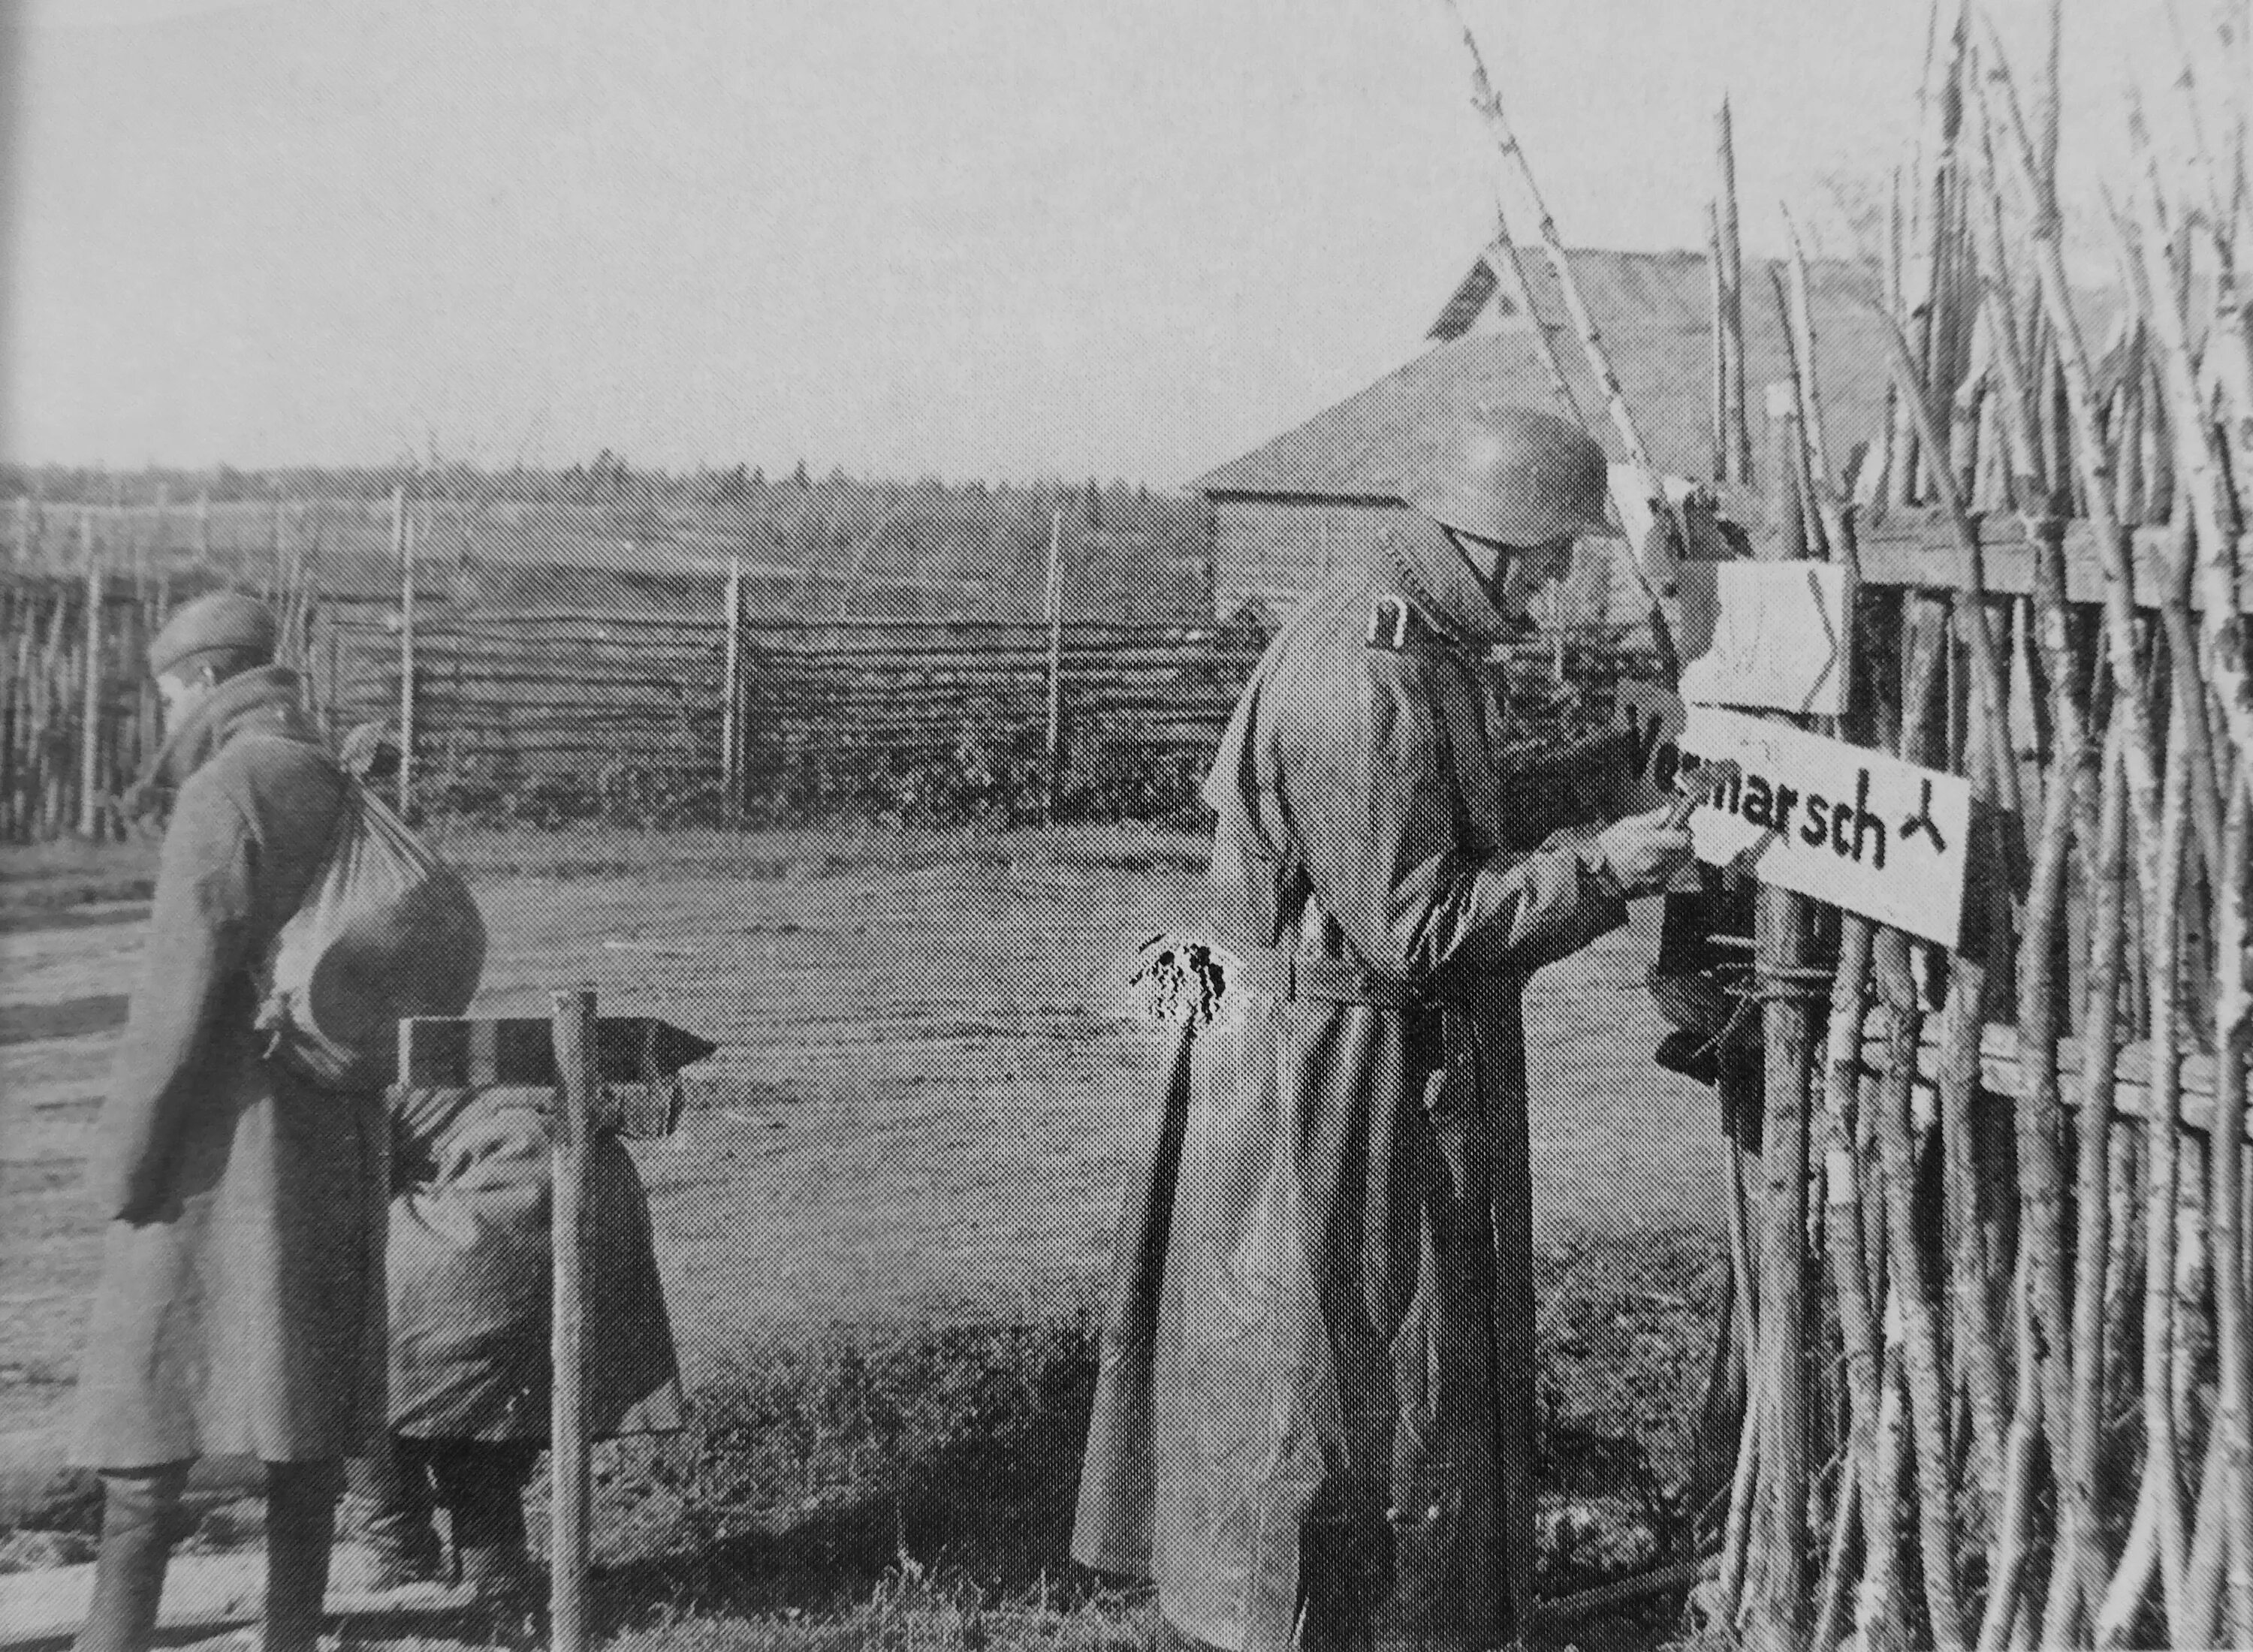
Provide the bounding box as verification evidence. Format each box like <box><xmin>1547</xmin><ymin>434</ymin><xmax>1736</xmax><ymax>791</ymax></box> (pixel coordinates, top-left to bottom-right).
<box><xmin>0</xmin><ymin>0</ymin><xmax>2214</xmax><ymax>486</ymax></box>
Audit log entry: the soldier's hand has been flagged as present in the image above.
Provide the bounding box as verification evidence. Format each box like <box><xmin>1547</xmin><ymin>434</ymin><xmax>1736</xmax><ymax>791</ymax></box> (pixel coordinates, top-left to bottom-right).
<box><xmin>1591</xmin><ymin>806</ymin><xmax>1695</xmax><ymax>897</ymax></box>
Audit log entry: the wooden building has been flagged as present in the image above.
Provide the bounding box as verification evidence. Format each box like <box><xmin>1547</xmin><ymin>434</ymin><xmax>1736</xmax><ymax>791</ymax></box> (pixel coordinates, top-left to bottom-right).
<box><xmin>1191</xmin><ymin>247</ymin><xmax>1896</xmax><ymax>623</ymax></box>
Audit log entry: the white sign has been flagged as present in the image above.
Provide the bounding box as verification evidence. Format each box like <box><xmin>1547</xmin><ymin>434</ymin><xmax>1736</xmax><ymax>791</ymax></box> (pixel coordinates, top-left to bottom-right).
<box><xmin>1676</xmin><ymin>561</ymin><xmax>1849</xmax><ymax>716</ymax></box>
<box><xmin>1615</xmin><ymin>684</ymin><xmax>1974</xmax><ymax>947</ymax></box>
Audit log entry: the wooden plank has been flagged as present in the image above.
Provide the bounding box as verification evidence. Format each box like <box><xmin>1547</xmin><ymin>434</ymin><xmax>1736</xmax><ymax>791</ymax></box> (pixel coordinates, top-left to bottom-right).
<box><xmin>1859</xmin><ymin>1024</ymin><xmax>2237</xmax><ymax>1138</ymax></box>
<box><xmin>1856</xmin><ymin>513</ymin><xmax>2253</xmax><ymax>610</ymax></box>
<box><xmin>1677</xmin><ymin>560</ymin><xmax>1847</xmax><ymax>714</ymax></box>
<box><xmin>1615</xmin><ymin>684</ymin><xmax>1974</xmax><ymax>946</ymax></box>
<box><xmin>397</xmin><ymin>1014</ymin><xmax>717</xmax><ymax>1088</ymax></box>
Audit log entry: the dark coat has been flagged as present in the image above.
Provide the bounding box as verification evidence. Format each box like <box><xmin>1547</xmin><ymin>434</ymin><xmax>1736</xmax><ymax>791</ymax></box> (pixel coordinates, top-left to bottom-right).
<box><xmin>1072</xmin><ymin>537</ymin><xmax>1634</xmax><ymax>1652</ymax></box>
<box><xmin>72</xmin><ymin>667</ymin><xmax>387</xmax><ymax>1469</ymax></box>
<box><xmin>385</xmin><ymin>1086</ymin><xmax>683</xmax><ymax>1441</ymax></box>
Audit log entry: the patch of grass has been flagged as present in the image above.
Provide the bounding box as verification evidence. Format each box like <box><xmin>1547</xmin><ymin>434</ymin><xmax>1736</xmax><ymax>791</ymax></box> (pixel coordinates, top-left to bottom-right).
<box><xmin>0</xmin><ymin>837</ymin><xmax>158</xmax><ymax>910</ymax></box>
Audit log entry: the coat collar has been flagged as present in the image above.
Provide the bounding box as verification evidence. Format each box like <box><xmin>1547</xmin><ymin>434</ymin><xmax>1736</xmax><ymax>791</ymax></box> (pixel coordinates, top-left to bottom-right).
<box><xmin>1376</xmin><ymin>523</ymin><xmax>1526</xmax><ymax>653</ymax></box>
<box><xmin>147</xmin><ymin>665</ymin><xmax>318</xmax><ymax>792</ymax></box>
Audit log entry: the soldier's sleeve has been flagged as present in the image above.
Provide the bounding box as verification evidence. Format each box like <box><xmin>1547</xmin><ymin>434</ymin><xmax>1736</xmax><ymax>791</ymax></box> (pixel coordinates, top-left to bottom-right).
<box><xmin>1497</xmin><ymin>727</ymin><xmax>1641</xmax><ymax>846</ymax></box>
<box><xmin>1283</xmin><ymin>647</ymin><xmax>1627</xmax><ymax>983</ymax></box>
<box><xmin>89</xmin><ymin>778</ymin><xmax>257</xmax><ymax>1223</ymax></box>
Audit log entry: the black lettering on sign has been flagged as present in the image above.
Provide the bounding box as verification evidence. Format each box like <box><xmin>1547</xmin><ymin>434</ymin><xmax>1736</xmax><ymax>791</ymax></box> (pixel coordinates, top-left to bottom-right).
<box><xmin>1899</xmin><ymin>777</ymin><xmax>1946</xmax><ymax>855</ymax></box>
<box><xmin>1772</xmin><ymin>785</ymin><xmax>1799</xmax><ymax>836</ymax></box>
<box><xmin>1801</xmin><ymin>794</ymin><xmax>1829</xmax><ymax>846</ymax></box>
<box><xmin>1742</xmin><ymin>774</ymin><xmax>1773</xmax><ymax>828</ymax></box>
<box><xmin>1851</xmin><ymin>769</ymin><xmax>1886</xmax><ymax>868</ymax></box>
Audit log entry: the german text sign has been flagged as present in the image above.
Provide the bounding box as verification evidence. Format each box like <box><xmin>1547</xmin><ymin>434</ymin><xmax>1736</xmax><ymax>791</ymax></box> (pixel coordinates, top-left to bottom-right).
<box><xmin>1615</xmin><ymin>685</ymin><xmax>1972</xmax><ymax>946</ymax></box>
<box><xmin>1676</xmin><ymin>561</ymin><xmax>1849</xmax><ymax>715</ymax></box>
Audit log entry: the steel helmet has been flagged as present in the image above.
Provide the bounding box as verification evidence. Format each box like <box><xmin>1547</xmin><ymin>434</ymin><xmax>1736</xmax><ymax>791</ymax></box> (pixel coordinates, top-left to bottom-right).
<box><xmin>1401</xmin><ymin>405</ymin><xmax>1615</xmax><ymax>546</ymax></box>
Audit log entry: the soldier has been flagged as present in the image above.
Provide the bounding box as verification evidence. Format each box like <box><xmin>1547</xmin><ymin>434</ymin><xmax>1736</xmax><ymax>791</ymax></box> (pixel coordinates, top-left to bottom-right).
<box><xmin>70</xmin><ymin>592</ymin><xmax>385</xmax><ymax>1652</ymax></box>
<box><xmin>1073</xmin><ymin>408</ymin><xmax>1691</xmax><ymax>1651</ymax></box>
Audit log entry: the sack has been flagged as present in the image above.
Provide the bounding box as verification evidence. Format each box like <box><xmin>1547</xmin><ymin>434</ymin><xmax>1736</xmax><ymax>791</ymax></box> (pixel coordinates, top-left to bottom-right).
<box><xmin>254</xmin><ymin>780</ymin><xmax>487</xmax><ymax>1089</ymax></box>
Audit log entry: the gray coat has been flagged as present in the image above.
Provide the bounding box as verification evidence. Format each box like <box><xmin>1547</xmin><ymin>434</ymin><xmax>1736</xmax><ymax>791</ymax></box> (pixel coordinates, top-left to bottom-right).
<box><xmin>71</xmin><ymin>666</ymin><xmax>387</xmax><ymax>1469</ymax></box>
<box><xmin>385</xmin><ymin>1084</ymin><xmax>683</xmax><ymax>1441</ymax></box>
<box><xmin>1073</xmin><ymin>533</ymin><xmax>1635</xmax><ymax>1652</ymax></box>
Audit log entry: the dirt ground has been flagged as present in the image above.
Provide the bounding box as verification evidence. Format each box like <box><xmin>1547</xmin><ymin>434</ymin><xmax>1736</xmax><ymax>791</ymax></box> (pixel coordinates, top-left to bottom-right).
<box><xmin>2</xmin><ymin>824</ymin><xmax>1724</xmax><ymax>1436</ymax></box>
<box><xmin>0</xmin><ymin>823</ymin><xmax>1726</xmax><ymax>1649</ymax></box>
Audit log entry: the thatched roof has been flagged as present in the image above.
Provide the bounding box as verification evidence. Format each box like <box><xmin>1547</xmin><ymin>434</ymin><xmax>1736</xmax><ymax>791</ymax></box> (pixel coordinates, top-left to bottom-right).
<box><xmin>1195</xmin><ymin>247</ymin><xmax>1894</xmax><ymax>502</ymax></box>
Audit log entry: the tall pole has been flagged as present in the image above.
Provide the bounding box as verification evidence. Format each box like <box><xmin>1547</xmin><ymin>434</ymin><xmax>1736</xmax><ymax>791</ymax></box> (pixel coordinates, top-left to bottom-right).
<box><xmin>394</xmin><ymin>487</ymin><xmax>415</xmax><ymax>817</ymax></box>
<box><xmin>1716</xmin><ymin>97</ymin><xmax>1754</xmax><ymax>484</ymax></box>
<box><xmin>1751</xmin><ymin>385</ymin><xmax>1816</xmax><ymax>1650</ymax></box>
<box><xmin>547</xmin><ymin>987</ymin><xmax>597</xmax><ymax>1652</ymax></box>
<box><xmin>1043</xmin><ymin>510</ymin><xmax>1066</xmax><ymax>825</ymax></box>
<box><xmin>1486</xmin><ymin>200</ymin><xmax>1584</xmax><ymax>424</ymax></box>
<box><xmin>721</xmin><ymin>556</ymin><xmax>745</xmax><ymax>826</ymax></box>
<box><xmin>79</xmin><ymin>511</ymin><xmax>103</xmax><ymax>840</ymax></box>
<box><xmin>1440</xmin><ymin>0</ymin><xmax>1684</xmax><ymax>684</ymax></box>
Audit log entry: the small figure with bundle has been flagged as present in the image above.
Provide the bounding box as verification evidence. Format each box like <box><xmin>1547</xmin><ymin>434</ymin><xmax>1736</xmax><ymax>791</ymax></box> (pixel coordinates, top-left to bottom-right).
<box><xmin>343</xmin><ymin>1078</ymin><xmax>685</xmax><ymax>1620</ymax></box>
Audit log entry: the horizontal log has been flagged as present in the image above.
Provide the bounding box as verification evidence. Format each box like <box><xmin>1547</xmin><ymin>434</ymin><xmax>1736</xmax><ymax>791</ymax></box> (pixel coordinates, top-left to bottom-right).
<box><xmin>1858</xmin><ymin>1022</ymin><xmax>2241</xmax><ymax>1139</ymax></box>
<box><xmin>1856</xmin><ymin>512</ymin><xmax>2253</xmax><ymax>610</ymax></box>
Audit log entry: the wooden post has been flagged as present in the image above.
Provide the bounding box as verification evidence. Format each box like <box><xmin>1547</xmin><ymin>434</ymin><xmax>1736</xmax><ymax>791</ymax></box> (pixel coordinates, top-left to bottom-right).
<box><xmin>1709</xmin><ymin>201</ymin><xmax>1730</xmax><ymax>484</ymax></box>
<box><xmin>1716</xmin><ymin>96</ymin><xmax>1754</xmax><ymax>486</ymax></box>
<box><xmin>548</xmin><ymin>985</ymin><xmax>597</xmax><ymax>1652</ymax></box>
<box><xmin>720</xmin><ymin>557</ymin><xmax>744</xmax><ymax>825</ymax></box>
<box><xmin>1044</xmin><ymin>509</ymin><xmax>1066</xmax><ymax>824</ymax></box>
<box><xmin>79</xmin><ymin>513</ymin><xmax>103</xmax><ymax>840</ymax></box>
<box><xmin>321</xmin><ymin>609</ymin><xmax>339</xmax><ymax>745</ymax></box>
<box><xmin>1751</xmin><ymin>384</ymin><xmax>1817</xmax><ymax>1650</ymax></box>
<box><xmin>394</xmin><ymin>487</ymin><xmax>415</xmax><ymax>816</ymax></box>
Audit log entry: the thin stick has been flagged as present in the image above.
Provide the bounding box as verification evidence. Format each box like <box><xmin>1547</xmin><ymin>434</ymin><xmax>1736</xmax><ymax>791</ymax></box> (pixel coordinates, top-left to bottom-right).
<box><xmin>2051</xmin><ymin>716</ymin><xmax>2133</xmax><ymax>1648</ymax></box>
<box><xmin>1873</xmin><ymin>926</ymin><xmax>1968</xmax><ymax>1650</ymax></box>
<box><xmin>2125</xmin><ymin>167</ymin><xmax>2253</xmax><ymax>834</ymax></box>
<box><xmin>1488</xmin><ymin>198</ymin><xmax>1584</xmax><ymax>425</ymax></box>
<box><xmin>1978</xmin><ymin>1253</ymin><xmax>2042</xmax><ymax>1651</ymax></box>
<box><xmin>1044</xmin><ymin>509</ymin><xmax>1066</xmax><ymax>823</ymax></box>
<box><xmin>77</xmin><ymin>514</ymin><xmax>101</xmax><ymax>840</ymax></box>
<box><xmin>1935</xmin><ymin>601</ymin><xmax>2011</xmax><ymax>1535</ymax></box>
<box><xmin>2133</xmin><ymin>631</ymin><xmax>2197</xmax><ymax>1630</ymax></box>
<box><xmin>1810</xmin><ymin>1448</ymin><xmax>1862</xmax><ymax>1652</ymax></box>
<box><xmin>1440</xmin><ymin>0</ymin><xmax>1684</xmax><ymax>683</ymax></box>
<box><xmin>720</xmin><ymin>556</ymin><xmax>744</xmax><ymax>824</ymax></box>
<box><xmin>548</xmin><ymin>986</ymin><xmax>596</xmax><ymax>1652</ymax></box>
<box><xmin>1869</xmin><ymin>302</ymin><xmax>2025</xmax><ymax>831</ymax></box>
<box><xmin>1709</xmin><ymin>203</ymin><xmax>1730</xmax><ymax>483</ymax></box>
<box><xmin>1769</xmin><ymin>280</ymin><xmax>1830</xmax><ymax>562</ymax></box>
<box><xmin>1717</xmin><ymin>95</ymin><xmax>1754</xmax><ymax>484</ymax></box>
<box><xmin>1984</xmin><ymin>33</ymin><xmax>2167</xmax><ymax>911</ymax></box>
<box><xmin>394</xmin><ymin>486</ymin><xmax>415</xmax><ymax>816</ymax></box>
<box><xmin>2214</xmin><ymin>773</ymin><xmax>2253</xmax><ymax>1652</ymax></box>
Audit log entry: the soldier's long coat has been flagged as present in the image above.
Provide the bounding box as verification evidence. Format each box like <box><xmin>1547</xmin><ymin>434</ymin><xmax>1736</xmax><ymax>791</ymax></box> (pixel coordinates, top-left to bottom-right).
<box><xmin>73</xmin><ymin>666</ymin><xmax>387</xmax><ymax>1468</ymax></box>
<box><xmin>385</xmin><ymin>1084</ymin><xmax>683</xmax><ymax>1441</ymax></box>
<box><xmin>1073</xmin><ymin>536</ymin><xmax>1633</xmax><ymax>1652</ymax></box>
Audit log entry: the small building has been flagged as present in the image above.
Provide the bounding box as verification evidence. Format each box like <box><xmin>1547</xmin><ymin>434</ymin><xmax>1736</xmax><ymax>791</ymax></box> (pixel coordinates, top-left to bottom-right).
<box><xmin>1191</xmin><ymin>247</ymin><xmax>1895</xmax><ymax>624</ymax></box>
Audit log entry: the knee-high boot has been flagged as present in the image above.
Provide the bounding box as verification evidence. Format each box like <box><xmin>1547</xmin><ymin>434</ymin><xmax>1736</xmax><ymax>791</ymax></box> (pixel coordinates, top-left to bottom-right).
<box><xmin>74</xmin><ymin>1463</ymin><xmax>192</xmax><ymax>1652</ymax></box>
<box><xmin>262</xmin><ymin>1461</ymin><xmax>340</xmax><ymax>1652</ymax></box>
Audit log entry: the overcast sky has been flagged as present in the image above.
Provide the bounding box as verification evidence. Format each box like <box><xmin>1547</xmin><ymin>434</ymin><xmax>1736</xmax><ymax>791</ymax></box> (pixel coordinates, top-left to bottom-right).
<box><xmin>0</xmin><ymin>0</ymin><xmax>2200</xmax><ymax>484</ymax></box>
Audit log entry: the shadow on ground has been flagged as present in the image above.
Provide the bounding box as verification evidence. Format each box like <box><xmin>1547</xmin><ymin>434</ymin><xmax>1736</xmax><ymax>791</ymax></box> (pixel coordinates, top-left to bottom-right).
<box><xmin>0</xmin><ymin>996</ymin><xmax>129</xmax><ymax>1048</ymax></box>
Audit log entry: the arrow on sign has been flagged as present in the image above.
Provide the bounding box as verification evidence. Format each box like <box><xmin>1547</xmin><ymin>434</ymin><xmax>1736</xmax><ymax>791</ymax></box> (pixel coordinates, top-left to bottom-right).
<box><xmin>398</xmin><ymin>1015</ymin><xmax>719</xmax><ymax>1090</ymax></box>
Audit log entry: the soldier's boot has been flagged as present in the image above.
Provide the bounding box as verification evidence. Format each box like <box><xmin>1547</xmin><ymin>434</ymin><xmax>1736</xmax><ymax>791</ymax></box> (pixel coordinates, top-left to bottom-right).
<box><xmin>459</xmin><ymin>1543</ymin><xmax>541</xmax><ymax>1645</ymax></box>
<box><xmin>75</xmin><ymin>1463</ymin><xmax>191</xmax><ymax>1652</ymax></box>
<box><xmin>344</xmin><ymin>1445</ymin><xmax>442</xmax><ymax>1589</ymax></box>
<box><xmin>260</xmin><ymin>1461</ymin><xmax>339</xmax><ymax>1652</ymax></box>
